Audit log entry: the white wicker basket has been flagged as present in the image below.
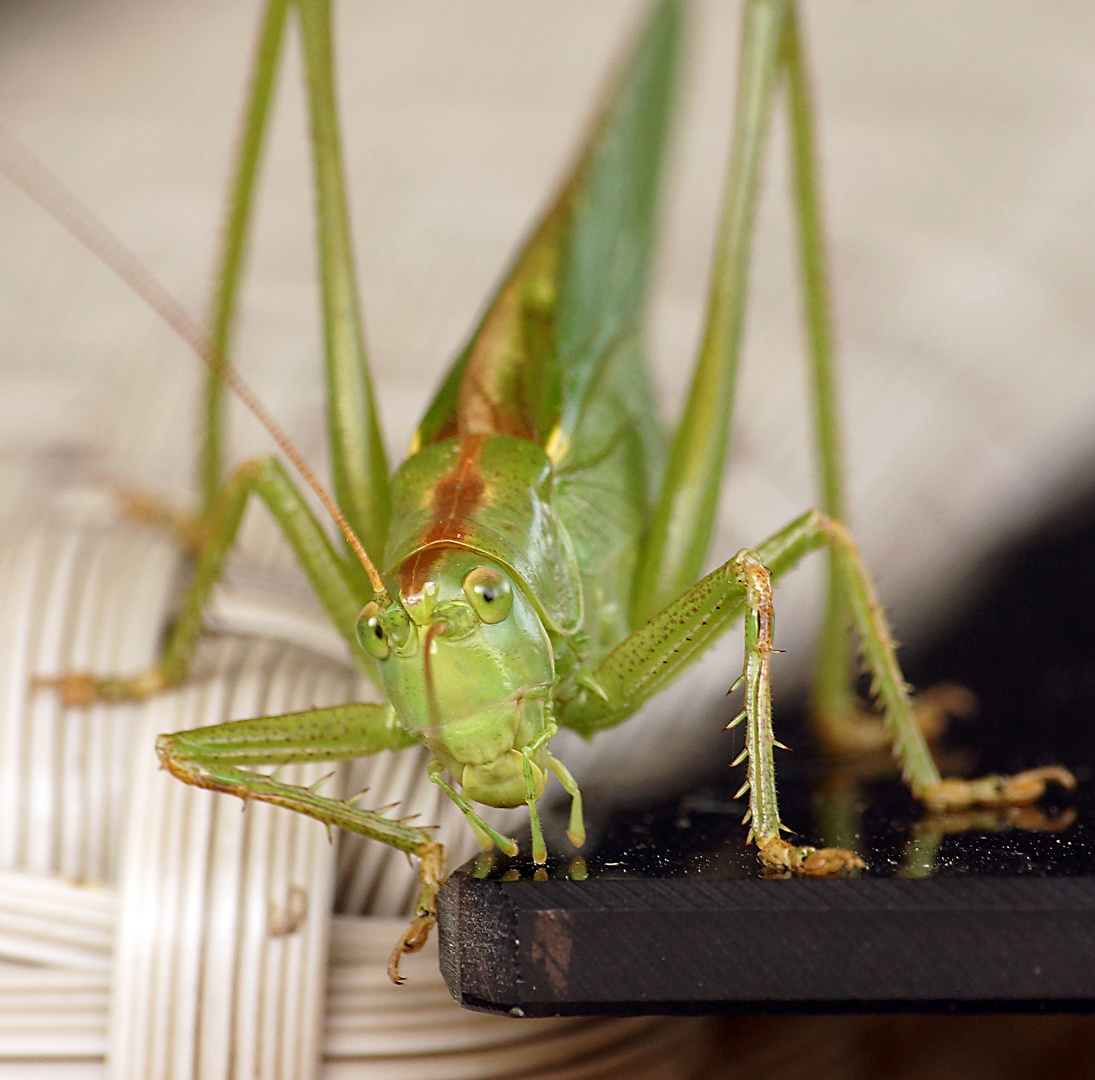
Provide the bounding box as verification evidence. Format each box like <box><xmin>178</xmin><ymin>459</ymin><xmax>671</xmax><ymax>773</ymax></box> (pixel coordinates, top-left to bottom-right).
<box><xmin>3</xmin><ymin>2</ymin><xmax>1095</xmax><ymax>1076</ymax></box>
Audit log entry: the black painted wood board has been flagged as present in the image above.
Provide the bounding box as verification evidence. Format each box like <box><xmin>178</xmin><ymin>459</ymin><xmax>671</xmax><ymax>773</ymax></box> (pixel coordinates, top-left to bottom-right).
<box><xmin>437</xmin><ymin>832</ymin><xmax>1094</xmax><ymax>1017</ymax></box>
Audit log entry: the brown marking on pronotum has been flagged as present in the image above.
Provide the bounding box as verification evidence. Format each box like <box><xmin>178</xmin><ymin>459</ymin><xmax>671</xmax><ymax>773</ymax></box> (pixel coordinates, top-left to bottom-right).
<box><xmin>399</xmin><ymin>435</ymin><xmax>490</xmax><ymax>597</ymax></box>
<box><xmin>425</xmin><ymin>434</ymin><xmax>489</xmax><ymax>544</ymax></box>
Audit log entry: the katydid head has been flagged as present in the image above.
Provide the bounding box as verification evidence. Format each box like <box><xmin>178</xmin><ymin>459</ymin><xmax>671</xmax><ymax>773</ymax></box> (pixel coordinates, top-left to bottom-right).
<box><xmin>355</xmin><ymin>546</ymin><xmax>556</xmax><ymax>809</ymax></box>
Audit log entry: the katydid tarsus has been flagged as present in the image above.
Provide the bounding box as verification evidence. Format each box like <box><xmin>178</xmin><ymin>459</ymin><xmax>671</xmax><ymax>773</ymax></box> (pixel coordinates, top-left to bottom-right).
<box><xmin>5</xmin><ymin>0</ymin><xmax>1076</xmax><ymax>984</ymax></box>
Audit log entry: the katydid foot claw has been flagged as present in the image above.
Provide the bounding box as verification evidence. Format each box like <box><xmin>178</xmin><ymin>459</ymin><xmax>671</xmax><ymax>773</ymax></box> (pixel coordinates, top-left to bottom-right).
<box><xmin>386</xmin><ymin>841</ymin><xmax>446</xmax><ymax>985</ymax></box>
<box><xmin>387</xmin><ymin>913</ymin><xmax>436</xmax><ymax>986</ymax></box>
<box><xmin>923</xmin><ymin>765</ymin><xmax>1077</xmax><ymax>813</ymax></box>
<box><xmin>31</xmin><ymin>668</ymin><xmax>169</xmax><ymax>706</ymax></box>
<box><xmin>757</xmin><ymin>836</ymin><xmax>865</xmax><ymax>876</ymax></box>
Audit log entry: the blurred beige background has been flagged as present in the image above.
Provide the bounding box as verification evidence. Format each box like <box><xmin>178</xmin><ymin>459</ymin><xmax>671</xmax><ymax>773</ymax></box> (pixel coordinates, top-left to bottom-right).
<box><xmin>1</xmin><ymin>0</ymin><xmax>1094</xmax><ymax>783</ymax></box>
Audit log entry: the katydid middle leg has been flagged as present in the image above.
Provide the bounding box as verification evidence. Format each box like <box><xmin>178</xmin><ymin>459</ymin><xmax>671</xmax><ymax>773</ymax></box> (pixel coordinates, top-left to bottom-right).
<box><xmin>562</xmin><ymin>508</ymin><xmax>1076</xmax><ymax>871</ymax></box>
<box><xmin>783</xmin><ymin>2</ymin><xmax>976</xmax><ymax>753</ymax></box>
<box><xmin>155</xmin><ymin>700</ymin><xmax>443</xmax><ymax>983</ymax></box>
<box><xmin>36</xmin><ymin>455</ymin><xmax>374</xmax><ymax>705</ymax></box>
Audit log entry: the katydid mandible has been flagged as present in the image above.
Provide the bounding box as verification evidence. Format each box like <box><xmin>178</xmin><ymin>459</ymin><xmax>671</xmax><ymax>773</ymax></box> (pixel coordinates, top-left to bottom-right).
<box><xmin>7</xmin><ymin>0</ymin><xmax>1074</xmax><ymax>984</ymax></box>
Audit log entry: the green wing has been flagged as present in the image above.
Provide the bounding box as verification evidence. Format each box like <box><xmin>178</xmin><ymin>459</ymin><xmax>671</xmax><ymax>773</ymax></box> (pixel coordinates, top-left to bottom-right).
<box><xmin>412</xmin><ymin>0</ymin><xmax>682</xmax><ymax>462</ymax></box>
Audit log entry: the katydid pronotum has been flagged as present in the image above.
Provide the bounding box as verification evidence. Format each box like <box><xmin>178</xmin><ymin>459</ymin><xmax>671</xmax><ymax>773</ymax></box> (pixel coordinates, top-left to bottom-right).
<box><xmin>4</xmin><ymin>0</ymin><xmax>1076</xmax><ymax>984</ymax></box>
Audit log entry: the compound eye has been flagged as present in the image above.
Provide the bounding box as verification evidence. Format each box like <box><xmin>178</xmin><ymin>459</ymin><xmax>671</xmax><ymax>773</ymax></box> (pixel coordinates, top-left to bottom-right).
<box><xmin>462</xmin><ymin>566</ymin><xmax>513</xmax><ymax>624</ymax></box>
<box><xmin>355</xmin><ymin>601</ymin><xmax>389</xmax><ymax>660</ymax></box>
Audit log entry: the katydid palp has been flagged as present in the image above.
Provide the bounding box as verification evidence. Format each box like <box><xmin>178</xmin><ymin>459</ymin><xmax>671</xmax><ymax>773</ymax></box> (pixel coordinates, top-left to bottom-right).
<box><xmin>4</xmin><ymin>0</ymin><xmax>1076</xmax><ymax>984</ymax></box>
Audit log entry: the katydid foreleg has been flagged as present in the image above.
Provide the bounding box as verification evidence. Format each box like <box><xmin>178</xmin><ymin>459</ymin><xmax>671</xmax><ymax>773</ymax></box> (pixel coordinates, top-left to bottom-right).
<box><xmin>545</xmin><ymin>753</ymin><xmax>586</xmax><ymax>851</ymax></box>
<box><xmin>519</xmin><ymin>721</ymin><xmax>567</xmax><ymax>864</ymax></box>
<box><xmin>426</xmin><ymin>761</ymin><xmax>519</xmax><ymax>858</ymax></box>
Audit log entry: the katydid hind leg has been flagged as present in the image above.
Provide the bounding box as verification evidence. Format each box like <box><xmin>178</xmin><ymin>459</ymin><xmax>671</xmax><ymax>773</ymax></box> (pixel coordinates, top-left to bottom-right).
<box><xmin>623</xmin><ymin>0</ymin><xmax>958</xmax><ymax>763</ymax></box>
<box><xmin>781</xmin><ymin>1</ymin><xmax>858</xmax><ymax>738</ymax></box>
<box><xmin>27</xmin><ymin>0</ymin><xmax>391</xmax><ymax>705</ymax></box>
<box><xmin>200</xmin><ymin>0</ymin><xmax>292</xmax><ymax>518</ymax></box>
<box><xmin>297</xmin><ymin>0</ymin><xmax>391</xmax><ymax>561</ymax></box>
<box><xmin>631</xmin><ymin>0</ymin><xmax>789</xmax><ymax>626</ymax></box>
<box><xmin>783</xmin><ymin>6</ymin><xmax>980</xmax><ymax>755</ymax></box>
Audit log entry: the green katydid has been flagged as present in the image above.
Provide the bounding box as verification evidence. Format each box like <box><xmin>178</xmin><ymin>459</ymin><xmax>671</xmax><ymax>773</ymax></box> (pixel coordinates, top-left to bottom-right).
<box><xmin>6</xmin><ymin>0</ymin><xmax>1075</xmax><ymax>985</ymax></box>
